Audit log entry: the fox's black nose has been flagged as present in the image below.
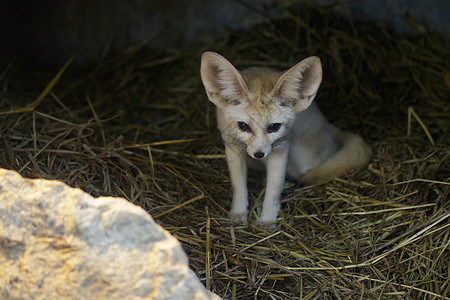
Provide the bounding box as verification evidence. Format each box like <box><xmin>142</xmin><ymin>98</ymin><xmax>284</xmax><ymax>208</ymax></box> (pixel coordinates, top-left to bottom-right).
<box><xmin>254</xmin><ymin>152</ymin><xmax>265</xmax><ymax>159</ymax></box>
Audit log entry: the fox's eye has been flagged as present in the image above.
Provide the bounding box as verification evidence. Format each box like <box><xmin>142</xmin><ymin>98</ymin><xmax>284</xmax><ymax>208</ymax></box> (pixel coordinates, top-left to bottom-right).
<box><xmin>238</xmin><ymin>121</ymin><xmax>251</xmax><ymax>132</ymax></box>
<box><xmin>267</xmin><ymin>123</ymin><xmax>281</xmax><ymax>133</ymax></box>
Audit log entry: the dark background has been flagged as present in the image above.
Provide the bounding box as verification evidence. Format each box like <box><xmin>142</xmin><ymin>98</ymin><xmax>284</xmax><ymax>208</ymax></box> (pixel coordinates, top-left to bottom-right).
<box><xmin>1</xmin><ymin>0</ymin><xmax>448</xmax><ymax>66</ymax></box>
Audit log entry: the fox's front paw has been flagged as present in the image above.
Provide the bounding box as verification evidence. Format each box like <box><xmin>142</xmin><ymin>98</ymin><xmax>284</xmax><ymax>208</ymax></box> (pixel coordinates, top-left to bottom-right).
<box><xmin>257</xmin><ymin>213</ymin><xmax>278</xmax><ymax>229</ymax></box>
<box><xmin>229</xmin><ymin>208</ymin><xmax>248</xmax><ymax>224</ymax></box>
<box><xmin>256</xmin><ymin>218</ymin><xmax>277</xmax><ymax>229</ymax></box>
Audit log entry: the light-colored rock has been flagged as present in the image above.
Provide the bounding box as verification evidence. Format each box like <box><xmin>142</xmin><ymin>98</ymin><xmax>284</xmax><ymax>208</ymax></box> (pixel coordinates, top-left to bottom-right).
<box><xmin>0</xmin><ymin>168</ymin><xmax>220</xmax><ymax>300</ymax></box>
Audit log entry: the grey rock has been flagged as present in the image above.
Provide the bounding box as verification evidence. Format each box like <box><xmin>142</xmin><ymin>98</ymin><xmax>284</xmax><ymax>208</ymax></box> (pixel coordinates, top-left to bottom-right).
<box><xmin>0</xmin><ymin>168</ymin><xmax>220</xmax><ymax>300</ymax></box>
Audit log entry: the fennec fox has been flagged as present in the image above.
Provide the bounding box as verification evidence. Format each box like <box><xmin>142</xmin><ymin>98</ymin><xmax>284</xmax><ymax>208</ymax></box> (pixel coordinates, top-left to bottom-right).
<box><xmin>200</xmin><ymin>51</ymin><xmax>372</xmax><ymax>226</ymax></box>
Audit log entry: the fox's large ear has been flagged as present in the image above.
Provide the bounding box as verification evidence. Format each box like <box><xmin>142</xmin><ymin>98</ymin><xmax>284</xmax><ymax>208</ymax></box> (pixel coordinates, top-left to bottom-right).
<box><xmin>200</xmin><ymin>52</ymin><xmax>249</xmax><ymax>108</ymax></box>
<box><xmin>271</xmin><ymin>56</ymin><xmax>322</xmax><ymax>113</ymax></box>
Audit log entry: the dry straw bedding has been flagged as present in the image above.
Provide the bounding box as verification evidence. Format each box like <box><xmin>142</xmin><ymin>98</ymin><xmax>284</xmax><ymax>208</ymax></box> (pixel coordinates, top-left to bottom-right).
<box><xmin>0</xmin><ymin>2</ymin><xmax>449</xmax><ymax>299</ymax></box>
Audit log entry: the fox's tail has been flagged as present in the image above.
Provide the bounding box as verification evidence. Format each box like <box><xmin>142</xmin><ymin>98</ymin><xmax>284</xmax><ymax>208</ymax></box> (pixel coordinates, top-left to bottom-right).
<box><xmin>297</xmin><ymin>131</ymin><xmax>372</xmax><ymax>185</ymax></box>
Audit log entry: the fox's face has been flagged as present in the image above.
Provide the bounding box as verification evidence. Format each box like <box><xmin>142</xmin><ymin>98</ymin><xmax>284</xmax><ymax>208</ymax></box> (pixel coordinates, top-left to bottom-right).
<box><xmin>219</xmin><ymin>88</ymin><xmax>295</xmax><ymax>159</ymax></box>
<box><xmin>200</xmin><ymin>52</ymin><xmax>322</xmax><ymax>159</ymax></box>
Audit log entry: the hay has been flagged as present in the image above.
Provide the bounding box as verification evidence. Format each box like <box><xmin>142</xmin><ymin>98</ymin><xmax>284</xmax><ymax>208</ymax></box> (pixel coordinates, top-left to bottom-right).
<box><xmin>1</xmin><ymin>1</ymin><xmax>449</xmax><ymax>299</ymax></box>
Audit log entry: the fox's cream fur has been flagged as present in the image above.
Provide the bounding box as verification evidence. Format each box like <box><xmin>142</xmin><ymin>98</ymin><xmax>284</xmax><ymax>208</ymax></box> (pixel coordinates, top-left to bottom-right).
<box><xmin>200</xmin><ymin>51</ymin><xmax>372</xmax><ymax>226</ymax></box>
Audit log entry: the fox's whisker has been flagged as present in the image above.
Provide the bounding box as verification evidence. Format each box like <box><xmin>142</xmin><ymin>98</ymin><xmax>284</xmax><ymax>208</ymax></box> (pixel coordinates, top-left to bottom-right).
<box><xmin>272</xmin><ymin>134</ymin><xmax>290</xmax><ymax>148</ymax></box>
<box><xmin>227</xmin><ymin>136</ymin><xmax>247</xmax><ymax>150</ymax></box>
<box><xmin>232</xmin><ymin>139</ymin><xmax>247</xmax><ymax>150</ymax></box>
